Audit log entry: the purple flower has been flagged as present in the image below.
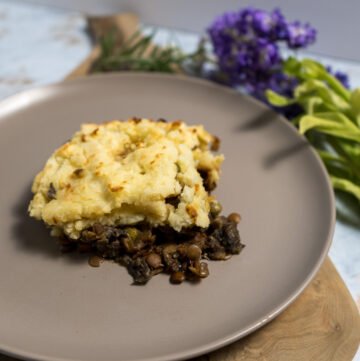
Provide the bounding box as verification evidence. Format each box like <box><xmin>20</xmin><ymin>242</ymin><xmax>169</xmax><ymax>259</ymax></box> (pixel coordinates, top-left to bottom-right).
<box><xmin>286</xmin><ymin>22</ymin><xmax>317</xmax><ymax>49</ymax></box>
<box><xmin>271</xmin><ymin>8</ymin><xmax>288</xmax><ymax>40</ymax></box>
<box><xmin>334</xmin><ymin>71</ymin><xmax>350</xmax><ymax>88</ymax></box>
<box><xmin>326</xmin><ymin>66</ymin><xmax>350</xmax><ymax>89</ymax></box>
<box><xmin>207</xmin><ymin>7</ymin><xmax>317</xmax><ymax>82</ymax></box>
<box><xmin>207</xmin><ymin>6</ymin><xmax>321</xmax><ymax>117</ymax></box>
<box><xmin>251</xmin><ymin>9</ymin><xmax>273</xmax><ymax>35</ymax></box>
<box><xmin>251</xmin><ymin>8</ymin><xmax>288</xmax><ymax>40</ymax></box>
<box><xmin>255</xmin><ymin>39</ymin><xmax>280</xmax><ymax>69</ymax></box>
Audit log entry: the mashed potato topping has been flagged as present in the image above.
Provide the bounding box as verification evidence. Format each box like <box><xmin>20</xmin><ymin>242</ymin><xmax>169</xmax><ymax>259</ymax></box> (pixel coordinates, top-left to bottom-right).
<box><xmin>29</xmin><ymin>118</ymin><xmax>224</xmax><ymax>239</ymax></box>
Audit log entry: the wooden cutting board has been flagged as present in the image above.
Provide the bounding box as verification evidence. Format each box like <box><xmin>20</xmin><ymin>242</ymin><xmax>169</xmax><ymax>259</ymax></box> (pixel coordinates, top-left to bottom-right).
<box><xmin>66</xmin><ymin>13</ymin><xmax>359</xmax><ymax>361</ymax></box>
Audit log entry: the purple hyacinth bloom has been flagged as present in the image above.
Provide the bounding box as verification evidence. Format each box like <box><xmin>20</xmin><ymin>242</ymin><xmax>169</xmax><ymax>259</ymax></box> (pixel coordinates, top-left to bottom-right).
<box><xmin>255</xmin><ymin>39</ymin><xmax>281</xmax><ymax>69</ymax></box>
<box><xmin>236</xmin><ymin>47</ymin><xmax>251</xmax><ymax>67</ymax></box>
<box><xmin>334</xmin><ymin>71</ymin><xmax>350</xmax><ymax>88</ymax></box>
<box><xmin>326</xmin><ymin>66</ymin><xmax>350</xmax><ymax>88</ymax></box>
<box><xmin>271</xmin><ymin>8</ymin><xmax>288</xmax><ymax>40</ymax></box>
<box><xmin>252</xmin><ymin>9</ymin><xmax>273</xmax><ymax>35</ymax></box>
<box><xmin>286</xmin><ymin>21</ymin><xmax>317</xmax><ymax>48</ymax></box>
<box><xmin>237</xmin><ymin>7</ymin><xmax>255</xmax><ymax>34</ymax></box>
<box><xmin>207</xmin><ymin>6</ymin><xmax>320</xmax><ymax>117</ymax></box>
<box><xmin>250</xmin><ymin>8</ymin><xmax>288</xmax><ymax>40</ymax></box>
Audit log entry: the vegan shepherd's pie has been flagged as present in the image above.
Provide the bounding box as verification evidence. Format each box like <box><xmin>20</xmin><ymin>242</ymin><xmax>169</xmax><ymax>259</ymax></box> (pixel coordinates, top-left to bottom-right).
<box><xmin>29</xmin><ymin>118</ymin><xmax>244</xmax><ymax>284</ymax></box>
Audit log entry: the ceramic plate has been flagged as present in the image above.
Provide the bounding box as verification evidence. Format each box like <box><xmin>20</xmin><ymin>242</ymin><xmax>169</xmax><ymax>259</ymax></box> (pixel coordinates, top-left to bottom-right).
<box><xmin>0</xmin><ymin>74</ymin><xmax>335</xmax><ymax>361</ymax></box>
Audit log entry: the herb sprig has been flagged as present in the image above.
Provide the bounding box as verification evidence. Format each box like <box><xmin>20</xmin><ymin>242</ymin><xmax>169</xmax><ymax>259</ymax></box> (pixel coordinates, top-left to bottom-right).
<box><xmin>92</xmin><ymin>30</ymin><xmax>206</xmax><ymax>74</ymax></box>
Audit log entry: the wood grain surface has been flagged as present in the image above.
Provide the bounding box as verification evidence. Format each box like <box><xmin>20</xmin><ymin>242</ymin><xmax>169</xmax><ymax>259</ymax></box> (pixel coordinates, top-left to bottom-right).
<box><xmin>66</xmin><ymin>13</ymin><xmax>139</xmax><ymax>79</ymax></box>
<box><xmin>1</xmin><ymin>13</ymin><xmax>358</xmax><ymax>361</ymax></box>
<box><xmin>193</xmin><ymin>258</ymin><xmax>360</xmax><ymax>361</ymax></box>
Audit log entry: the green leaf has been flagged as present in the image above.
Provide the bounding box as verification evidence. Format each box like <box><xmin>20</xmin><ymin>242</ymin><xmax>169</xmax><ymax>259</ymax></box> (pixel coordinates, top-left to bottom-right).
<box><xmin>331</xmin><ymin>176</ymin><xmax>360</xmax><ymax>201</ymax></box>
<box><xmin>265</xmin><ymin>90</ymin><xmax>295</xmax><ymax>106</ymax></box>
<box><xmin>284</xmin><ymin>57</ymin><xmax>327</xmax><ymax>81</ymax></box>
<box><xmin>299</xmin><ymin>96</ymin><xmax>323</xmax><ymax>114</ymax></box>
<box><xmin>311</xmin><ymin>112</ymin><xmax>358</xmax><ymax>128</ymax></box>
<box><xmin>290</xmin><ymin>115</ymin><xmax>302</xmax><ymax>126</ymax></box>
<box><xmin>282</xmin><ymin>56</ymin><xmax>301</xmax><ymax>76</ymax></box>
<box><xmin>350</xmin><ymin>88</ymin><xmax>360</xmax><ymax>127</ymax></box>
<box><xmin>284</xmin><ymin>58</ymin><xmax>350</xmax><ymax>101</ymax></box>
<box><xmin>325</xmin><ymin>137</ymin><xmax>360</xmax><ymax>174</ymax></box>
<box><xmin>270</xmin><ymin>57</ymin><xmax>360</xmax><ymax>206</ymax></box>
<box><xmin>340</xmin><ymin>141</ymin><xmax>360</xmax><ymax>162</ymax></box>
<box><xmin>299</xmin><ymin>115</ymin><xmax>360</xmax><ymax>142</ymax></box>
<box><xmin>317</xmin><ymin>149</ymin><xmax>346</xmax><ymax>163</ymax></box>
<box><xmin>294</xmin><ymin>79</ymin><xmax>350</xmax><ymax>113</ymax></box>
<box><xmin>317</xmin><ymin>149</ymin><xmax>353</xmax><ymax>179</ymax></box>
<box><xmin>317</xmin><ymin>148</ymin><xmax>350</xmax><ymax>171</ymax></box>
<box><xmin>297</xmin><ymin>96</ymin><xmax>342</xmax><ymax>114</ymax></box>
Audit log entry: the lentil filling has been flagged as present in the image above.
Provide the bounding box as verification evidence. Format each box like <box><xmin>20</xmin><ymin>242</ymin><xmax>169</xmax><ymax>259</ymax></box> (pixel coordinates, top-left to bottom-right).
<box><xmin>58</xmin><ymin>211</ymin><xmax>244</xmax><ymax>285</ymax></box>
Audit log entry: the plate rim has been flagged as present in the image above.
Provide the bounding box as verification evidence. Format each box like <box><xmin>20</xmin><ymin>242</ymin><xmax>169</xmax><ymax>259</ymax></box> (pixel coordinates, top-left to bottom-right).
<box><xmin>0</xmin><ymin>72</ymin><xmax>336</xmax><ymax>361</ymax></box>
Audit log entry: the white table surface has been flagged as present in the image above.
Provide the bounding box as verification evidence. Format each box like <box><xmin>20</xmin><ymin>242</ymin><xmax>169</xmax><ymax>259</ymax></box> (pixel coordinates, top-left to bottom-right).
<box><xmin>0</xmin><ymin>0</ymin><xmax>359</xmax><ymax>360</ymax></box>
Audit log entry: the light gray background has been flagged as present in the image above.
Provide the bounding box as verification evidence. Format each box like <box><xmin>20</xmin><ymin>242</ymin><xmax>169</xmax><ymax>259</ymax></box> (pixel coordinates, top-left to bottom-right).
<box><xmin>29</xmin><ymin>0</ymin><xmax>360</xmax><ymax>61</ymax></box>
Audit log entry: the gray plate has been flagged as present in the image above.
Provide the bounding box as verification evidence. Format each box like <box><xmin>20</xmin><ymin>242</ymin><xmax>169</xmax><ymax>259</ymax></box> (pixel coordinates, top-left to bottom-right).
<box><xmin>0</xmin><ymin>73</ymin><xmax>335</xmax><ymax>361</ymax></box>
